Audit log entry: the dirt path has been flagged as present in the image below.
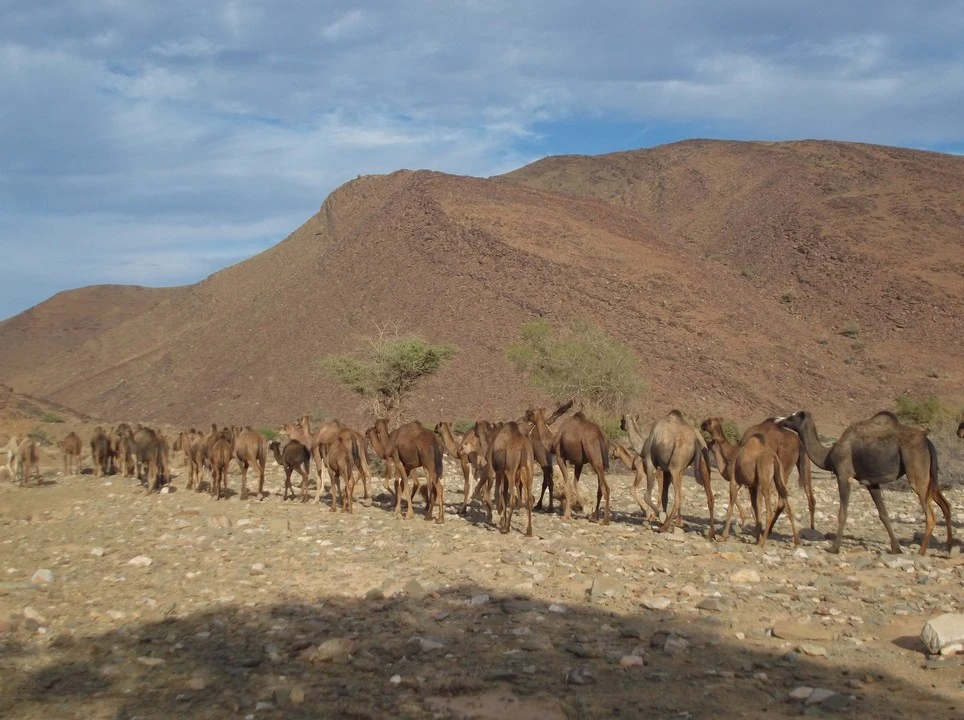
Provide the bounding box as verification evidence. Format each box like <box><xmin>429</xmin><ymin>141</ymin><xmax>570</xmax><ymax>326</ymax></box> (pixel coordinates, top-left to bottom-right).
<box><xmin>0</xmin><ymin>459</ymin><xmax>961</xmax><ymax>719</ymax></box>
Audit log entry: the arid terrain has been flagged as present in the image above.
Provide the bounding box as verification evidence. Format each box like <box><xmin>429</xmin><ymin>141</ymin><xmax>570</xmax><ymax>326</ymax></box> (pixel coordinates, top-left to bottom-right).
<box><xmin>0</xmin><ymin>436</ymin><xmax>962</xmax><ymax>720</ymax></box>
<box><xmin>1</xmin><ymin>139</ymin><xmax>963</xmax><ymax>719</ymax></box>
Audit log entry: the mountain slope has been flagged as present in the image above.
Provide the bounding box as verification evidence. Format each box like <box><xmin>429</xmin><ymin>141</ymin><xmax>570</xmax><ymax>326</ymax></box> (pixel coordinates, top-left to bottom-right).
<box><xmin>0</xmin><ymin>140</ymin><xmax>961</xmax><ymax>429</ymax></box>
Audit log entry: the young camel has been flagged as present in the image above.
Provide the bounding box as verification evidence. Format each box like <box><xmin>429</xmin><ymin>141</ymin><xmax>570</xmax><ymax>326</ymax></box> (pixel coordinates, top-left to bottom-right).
<box><xmin>232</xmin><ymin>426</ymin><xmax>268</xmax><ymax>500</ymax></box>
<box><xmin>550</xmin><ymin>412</ymin><xmax>611</xmax><ymax>524</ymax></box>
<box><xmin>776</xmin><ymin>410</ymin><xmax>953</xmax><ymax>555</ymax></box>
<box><xmin>489</xmin><ymin>422</ymin><xmax>536</xmax><ymax>536</ymax></box>
<box><xmin>209</xmin><ymin>432</ymin><xmax>234</xmax><ymax>500</ymax></box>
<box><xmin>90</xmin><ymin>427</ymin><xmax>111</xmax><ymax>478</ymax></box>
<box><xmin>700</xmin><ymin>416</ymin><xmax>815</xmax><ymax>529</ymax></box>
<box><xmin>268</xmin><ymin>438</ymin><xmax>311</xmax><ymax>501</ymax></box>
<box><xmin>287</xmin><ymin>417</ymin><xmax>372</xmax><ymax>503</ymax></box>
<box><xmin>326</xmin><ymin>432</ymin><xmax>361</xmax><ymax>513</ymax></box>
<box><xmin>434</xmin><ymin>421</ymin><xmax>478</xmax><ymax>512</ymax></box>
<box><xmin>717</xmin><ymin>434</ymin><xmax>800</xmax><ymax>548</ymax></box>
<box><xmin>13</xmin><ymin>437</ymin><xmax>41</xmax><ymax>486</ymax></box>
<box><xmin>186</xmin><ymin>432</ymin><xmax>207</xmax><ymax>491</ymax></box>
<box><xmin>60</xmin><ymin>431</ymin><xmax>82</xmax><ymax>475</ymax></box>
<box><xmin>642</xmin><ymin>410</ymin><xmax>716</xmax><ymax>539</ymax></box>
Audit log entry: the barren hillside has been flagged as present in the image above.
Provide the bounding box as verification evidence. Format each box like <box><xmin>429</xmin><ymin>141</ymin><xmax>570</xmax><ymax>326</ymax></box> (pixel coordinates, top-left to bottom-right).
<box><xmin>0</xmin><ymin>140</ymin><xmax>961</xmax><ymax>430</ymax></box>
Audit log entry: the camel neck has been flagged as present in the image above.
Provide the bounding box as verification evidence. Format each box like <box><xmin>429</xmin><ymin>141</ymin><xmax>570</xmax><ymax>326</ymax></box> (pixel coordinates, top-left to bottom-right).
<box><xmin>795</xmin><ymin>419</ymin><xmax>832</xmax><ymax>471</ymax></box>
<box><xmin>709</xmin><ymin>438</ymin><xmax>734</xmax><ymax>480</ymax></box>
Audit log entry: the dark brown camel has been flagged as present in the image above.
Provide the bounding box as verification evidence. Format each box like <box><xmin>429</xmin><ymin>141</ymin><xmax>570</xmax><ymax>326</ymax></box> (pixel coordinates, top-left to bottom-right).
<box><xmin>520</xmin><ymin>399</ymin><xmax>573</xmax><ymax>512</ymax></box>
<box><xmin>776</xmin><ymin>410</ymin><xmax>953</xmax><ymax>555</ymax></box>
<box><xmin>550</xmin><ymin>412</ymin><xmax>611</xmax><ymax>524</ymax></box>
<box><xmin>231</xmin><ymin>426</ymin><xmax>268</xmax><ymax>500</ymax></box>
<box><xmin>60</xmin><ymin>431</ymin><xmax>82</xmax><ymax>475</ymax></box>
<box><xmin>700</xmin><ymin>416</ymin><xmax>815</xmax><ymax>529</ymax></box>
<box><xmin>268</xmin><ymin>438</ymin><xmax>311</xmax><ymax>501</ymax></box>
<box><xmin>132</xmin><ymin>425</ymin><xmax>169</xmax><ymax>494</ymax></box>
<box><xmin>374</xmin><ymin>418</ymin><xmax>445</xmax><ymax>522</ymax></box>
<box><xmin>90</xmin><ymin>427</ymin><xmax>111</xmax><ymax>478</ymax></box>
<box><xmin>719</xmin><ymin>434</ymin><xmax>799</xmax><ymax>548</ymax></box>
<box><xmin>642</xmin><ymin>410</ymin><xmax>715</xmax><ymax>538</ymax></box>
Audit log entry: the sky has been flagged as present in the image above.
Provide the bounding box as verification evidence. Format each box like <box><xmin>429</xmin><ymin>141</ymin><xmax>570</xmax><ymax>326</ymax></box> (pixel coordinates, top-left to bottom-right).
<box><xmin>2</xmin><ymin>1</ymin><xmax>963</xmax><ymax>320</ymax></box>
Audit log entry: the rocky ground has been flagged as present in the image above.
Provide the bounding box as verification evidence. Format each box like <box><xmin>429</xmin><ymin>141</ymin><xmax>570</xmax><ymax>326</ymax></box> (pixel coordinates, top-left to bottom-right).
<box><xmin>1</xmin><ymin>457</ymin><xmax>962</xmax><ymax>720</ymax></box>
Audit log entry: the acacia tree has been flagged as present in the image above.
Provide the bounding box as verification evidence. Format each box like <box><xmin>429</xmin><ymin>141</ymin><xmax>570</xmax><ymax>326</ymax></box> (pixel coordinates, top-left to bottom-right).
<box><xmin>505</xmin><ymin>317</ymin><xmax>646</xmax><ymax>435</ymax></box>
<box><xmin>319</xmin><ymin>327</ymin><xmax>456</xmax><ymax>424</ymax></box>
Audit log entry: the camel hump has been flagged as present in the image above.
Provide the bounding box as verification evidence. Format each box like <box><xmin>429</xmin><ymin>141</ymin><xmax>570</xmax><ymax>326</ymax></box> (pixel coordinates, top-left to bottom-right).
<box><xmin>667</xmin><ymin>409</ymin><xmax>685</xmax><ymax>421</ymax></box>
<box><xmin>869</xmin><ymin>410</ymin><xmax>901</xmax><ymax>425</ymax></box>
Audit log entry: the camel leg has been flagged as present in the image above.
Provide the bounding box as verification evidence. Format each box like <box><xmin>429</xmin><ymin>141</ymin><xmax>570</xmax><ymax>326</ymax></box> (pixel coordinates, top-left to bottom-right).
<box><xmin>657</xmin><ymin>471</ymin><xmax>682</xmax><ymax>533</ymax></box>
<box><xmin>535</xmin><ymin>462</ymin><xmax>553</xmax><ymax>512</ymax></box>
<box><xmin>393</xmin><ymin>475</ymin><xmax>404</xmax><ymax>519</ymax></box>
<box><xmin>866</xmin><ymin>484</ymin><xmax>901</xmax><ymax>554</ymax></box>
<box><xmin>404</xmin><ymin>470</ymin><xmax>417</xmax><ymax>519</ymax></box>
<box><xmin>257</xmin><ymin>464</ymin><xmax>265</xmax><ymax>500</ymax></box>
<box><xmin>523</xmin><ymin>470</ymin><xmax>533</xmax><ymax>537</ymax></box>
<box><xmin>629</xmin><ymin>467</ymin><xmax>658</xmax><ymax>520</ymax></box>
<box><xmin>240</xmin><ymin>464</ymin><xmax>248</xmax><ymax>501</ymax></box>
<box><xmin>721</xmin><ymin>479</ymin><xmax>739</xmax><ymax>541</ymax></box>
<box><xmin>556</xmin><ymin>457</ymin><xmax>575</xmax><ymax>521</ymax></box>
<box><xmin>758</xmin><ymin>483</ymin><xmax>772</xmax><ymax>548</ymax></box>
<box><xmin>700</xmin><ymin>457</ymin><xmax>716</xmax><ymax>540</ymax></box>
<box><xmin>596</xmin><ymin>466</ymin><xmax>610</xmax><ymax>526</ymax></box>
<box><xmin>748</xmin><ymin>485</ymin><xmax>761</xmax><ymax>544</ymax></box>
<box><xmin>931</xmin><ymin>486</ymin><xmax>954</xmax><ymax>551</ymax></box>
<box><xmin>828</xmin><ymin>475</ymin><xmax>851</xmax><ymax>554</ymax></box>
<box><xmin>434</xmin><ymin>475</ymin><xmax>445</xmax><ymax>524</ymax></box>
<box><xmin>913</xmin><ymin>482</ymin><xmax>937</xmax><ymax>556</ymax></box>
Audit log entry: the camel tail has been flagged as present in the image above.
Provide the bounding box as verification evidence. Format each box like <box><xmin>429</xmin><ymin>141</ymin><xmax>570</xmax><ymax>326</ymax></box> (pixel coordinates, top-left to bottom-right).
<box><xmin>351</xmin><ymin>437</ymin><xmax>361</xmax><ymax>466</ymax></box>
<box><xmin>546</xmin><ymin>451</ymin><xmax>555</xmax><ymax>484</ymax></box>
<box><xmin>696</xmin><ymin>445</ymin><xmax>711</xmax><ymax>487</ymax></box>
<box><xmin>796</xmin><ymin>446</ymin><xmax>811</xmax><ymax>491</ymax></box>
<box><xmin>600</xmin><ymin>437</ymin><xmax>610</xmax><ymax>472</ymax></box>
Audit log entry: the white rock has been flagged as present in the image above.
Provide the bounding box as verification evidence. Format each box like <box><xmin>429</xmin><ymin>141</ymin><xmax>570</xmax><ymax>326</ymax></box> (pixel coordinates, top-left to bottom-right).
<box><xmin>90</xmin><ymin>547</ymin><xmax>105</xmax><ymax>557</ymax></box>
<box><xmin>729</xmin><ymin>569</ymin><xmax>761</xmax><ymax>583</ymax></box>
<box><xmin>920</xmin><ymin>613</ymin><xmax>964</xmax><ymax>655</ymax></box>
<box><xmin>31</xmin><ymin>569</ymin><xmax>54</xmax><ymax>585</ymax></box>
<box><xmin>788</xmin><ymin>687</ymin><xmax>814</xmax><ymax>701</ymax></box>
<box><xmin>23</xmin><ymin>606</ymin><xmax>46</xmax><ymax>623</ymax></box>
<box><xmin>642</xmin><ymin>597</ymin><xmax>673</xmax><ymax>610</ymax></box>
<box><xmin>127</xmin><ymin>556</ymin><xmax>153</xmax><ymax>567</ymax></box>
<box><xmin>805</xmin><ymin>688</ymin><xmax>837</xmax><ymax>705</ymax></box>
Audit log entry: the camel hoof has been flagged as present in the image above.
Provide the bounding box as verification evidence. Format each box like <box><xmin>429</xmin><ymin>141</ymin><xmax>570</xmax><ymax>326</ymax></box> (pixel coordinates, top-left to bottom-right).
<box><xmin>826</xmin><ymin>545</ymin><xmax>841</xmax><ymax>554</ymax></box>
<box><xmin>887</xmin><ymin>546</ymin><xmax>902</xmax><ymax>555</ymax></box>
<box><xmin>600</xmin><ymin>518</ymin><xmax>610</xmax><ymax>526</ymax></box>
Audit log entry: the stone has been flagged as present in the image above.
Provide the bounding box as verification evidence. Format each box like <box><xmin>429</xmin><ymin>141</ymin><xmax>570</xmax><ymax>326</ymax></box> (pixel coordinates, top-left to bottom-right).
<box><xmin>187</xmin><ymin>677</ymin><xmax>206</xmax><ymax>690</ymax></box>
<box><xmin>30</xmin><ymin>569</ymin><xmax>54</xmax><ymax>585</ymax></box>
<box><xmin>589</xmin><ymin>577</ymin><xmax>623</xmax><ymax>598</ymax></box>
<box><xmin>771</xmin><ymin>619</ymin><xmax>836</xmax><ymax>642</ymax></box>
<box><xmin>289</xmin><ymin>686</ymin><xmax>305</xmax><ymax>704</ymax></box>
<box><xmin>804</xmin><ymin>688</ymin><xmax>837</xmax><ymax>705</ymax></box>
<box><xmin>797</xmin><ymin>643</ymin><xmax>828</xmax><ymax>657</ymax></box>
<box><xmin>365</xmin><ymin>588</ymin><xmax>384</xmax><ymax>601</ymax></box>
<box><xmin>250</xmin><ymin>563</ymin><xmax>265</xmax><ymax>575</ymax></box>
<box><xmin>641</xmin><ymin>597</ymin><xmax>672</xmax><ymax>610</ymax></box>
<box><xmin>729</xmin><ymin>569</ymin><xmax>761</xmax><ymax>583</ymax></box>
<box><xmin>90</xmin><ymin>547</ymin><xmax>105</xmax><ymax>557</ymax></box>
<box><xmin>315</xmin><ymin>637</ymin><xmax>354</xmax><ymax>663</ymax></box>
<box><xmin>127</xmin><ymin>556</ymin><xmax>153</xmax><ymax>567</ymax></box>
<box><xmin>697</xmin><ymin>597</ymin><xmax>723</xmax><ymax>612</ymax></box>
<box><xmin>404</xmin><ymin>579</ymin><xmax>427</xmax><ymax>600</ymax></box>
<box><xmin>619</xmin><ymin>655</ymin><xmax>644</xmax><ymax>667</ymax></box>
<box><xmin>470</xmin><ymin>594</ymin><xmax>490</xmax><ymax>606</ymax></box>
<box><xmin>663</xmin><ymin>634</ymin><xmax>689</xmax><ymax>655</ymax></box>
<box><xmin>788</xmin><ymin>687</ymin><xmax>814</xmax><ymax>701</ymax></box>
<box><xmin>920</xmin><ymin>613</ymin><xmax>964</xmax><ymax>655</ymax></box>
<box><xmin>23</xmin><ymin>606</ymin><xmax>46</xmax><ymax>624</ymax></box>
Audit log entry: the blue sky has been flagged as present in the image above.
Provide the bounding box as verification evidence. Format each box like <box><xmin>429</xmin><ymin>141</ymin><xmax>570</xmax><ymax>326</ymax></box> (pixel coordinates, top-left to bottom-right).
<box><xmin>2</xmin><ymin>1</ymin><xmax>963</xmax><ymax>320</ymax></box>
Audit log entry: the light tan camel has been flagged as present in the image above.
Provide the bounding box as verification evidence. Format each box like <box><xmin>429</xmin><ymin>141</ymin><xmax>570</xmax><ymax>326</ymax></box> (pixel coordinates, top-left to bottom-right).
<box><xmin>700</xmin><ymin>416</ymin><xmax>815</xmax><ymax>529</ymax></box>
<box><xmin>231</xmin><ymin>426</ymin><xmax>268</xmax><ymax>500</ymax></box>
<box><xmin>718</xmin><ymin>434</ymin><xmax>799</xmax><ymax>548</ymax></box>
<box><xmin>60</xmin><ymin>431</ymin><xmax>82</xmax><ymax>475</ymax></box>
<box><xmin>520</xmin><ymin>400</ymin><xmax>574</xmax><ymax>512</ymax></box>
<box><xmin>620</xmin><ymin>414</ymin><xmax>648</xmax><ymax>455</ymax></box>
<box><xmin>268</xmin><ymin>438</ymin><xmax>311</xmax><ymax>501</ymax></box>
<box><xmin>13</xmin><ymin>437</ymin><xmax>41</xmax><ymax>486</ymax></box>
<box><xmin>550</xmin><ymin>412</ymin><xmax>611</xmax><ymax>524</ymax></box>
<box><xmin>642</xmin><ymin>410</ymin><xmax>715</xmax><ymax>538</ymax></box>
<box><xmin>326</xmin><ymin>432</ymin><xmax>361</xmax><ymax>513</ymax></box>
<box><xmin>776</xmin><ymin>410</ymin><xmax>953</xmax><ymax>555</ymax></box>
<box><xmin>186</xmin><ymin>432</ymin><xmax>207</xmax><ymax>491</ymax></box>
<box><xmin>434</xmin><ymin>421</ymin><xmax>477</xmax><ymax>511</ymax></box>
<box><xmin>111</xmin><ymin>424</ymin><xmax>134</xmax><ymax>478</ymax></box>
<box><xmin>365</xmin><ymin>424</ymin><xmax>397</xmax><ymax>496</ymax></box>
<box><xmin>290</xmin><ymin>417</ymin><xmax>372</xmax><ymax>504</ymax></box>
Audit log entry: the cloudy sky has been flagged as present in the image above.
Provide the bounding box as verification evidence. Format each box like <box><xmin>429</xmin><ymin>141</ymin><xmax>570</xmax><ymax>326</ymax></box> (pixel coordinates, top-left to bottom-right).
<box><xmin>2</xmin><ymin>1</ymin><xmax>962</xmax><ymax>319</ymax></box>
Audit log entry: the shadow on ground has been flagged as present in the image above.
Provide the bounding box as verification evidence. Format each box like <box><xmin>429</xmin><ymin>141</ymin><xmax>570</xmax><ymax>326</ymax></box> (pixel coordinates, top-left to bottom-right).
<box><xmin>1</xmin><ymin>583</ymin><xmax>960</xmax><ymax>720</ymax></box>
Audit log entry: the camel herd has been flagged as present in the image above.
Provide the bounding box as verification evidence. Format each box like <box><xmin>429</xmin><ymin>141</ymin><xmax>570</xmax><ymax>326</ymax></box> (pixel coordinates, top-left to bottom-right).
<box><xmin>3</xmin><ymin>406</ymin><xmax>959</xmax><ymax>556</ymax></box>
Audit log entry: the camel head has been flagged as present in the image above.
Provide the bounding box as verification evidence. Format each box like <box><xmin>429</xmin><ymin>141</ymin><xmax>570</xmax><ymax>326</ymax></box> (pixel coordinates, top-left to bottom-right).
<box><xmin>774</xmin><ymin>411</ymin><xmax>809</xmax><ymax>434</ymax></box>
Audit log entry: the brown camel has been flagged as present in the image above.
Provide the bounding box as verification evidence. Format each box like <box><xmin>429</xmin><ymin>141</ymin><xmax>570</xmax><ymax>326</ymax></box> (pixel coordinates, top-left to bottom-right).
<box><xmin>776</xmin><ymin>411</ymin><xmax>953</xmax><ymax>555</ymax></box>
<box><xmin>520</xmin><ymin>399</ymin><xmax>573</xmax><ymax>512</ymax></box>
<box><xmin>488</xmin><ymin>422</ymin><xmax>536</xmax><ymax>536</ymax></box>
<box><xmin>268</xmin><ymin>438</ymin><xmax>311</xmax><ymax>501</ymax></box>
<box><xmin>374</xmin><ymin>418</ymin><xmax>445</xmax><ymax>522</ymax></box>
<box><xmin>550</xmin><ymin>412</ymin><xmax>611</xmax><ymax>524</ymax></box>
<box><xmin>365</xmin><ymin>424</ymin><xmax>397</xmax><ymax>496</ymax></box>
<box><xmin>132</xmin><ymin>425</ymin><xmax>169</xmax><ymax>493</ymax></box>
<box><xmin>60</xmin><ymin>431</ymin><xmax>82</xmax><ymax>475</ymax></box>
<box><xmin>186</xmin><ymin>432</ymin><xmax>207</xmax><ymax>491</ymax></box>
<box><xmin>326</xmin><ymin>432</ymin><xmax>362</xmax><ymax>513</ymax></box>
<box><xmin>231</xmin><ymin>426</ymin><xmax>268</xmax><ymax>500</ymax></box>
<box><xmin>289</xmin><ymin>417</ymin><xmax>372</xmax><ymax>504</ymax></box>
<box><xmin>700</xmin><ymin>417</ymin><xmax>815</xmax><ymax>529</ymax></box>
<box><xmin>620</xmin><ymin>414</ymin><xmax>648</xmax><ymax>455</ymax></box>
<box><xmin>719</xmin><ymin>434</ymin><xmax>799</xmax><ymax>548</ymax></box>
<box><xmin>459</xmin><ymin>421</ymin><xmax>510</xmax><ymax>522</ymax></box>
<box><xmin>111</xmin><ymin>424</ymin><xmax>135</xmax><ymax>478</ymax></box>
<box><xmin>642</xmin><ymin>410</ymin><xmax>715</xmax><ymax>538</ymax></box>
<box><xmin>208</xmin><ymin>432</ymin><xmax>234</xmax><ymax>500</ymax></box>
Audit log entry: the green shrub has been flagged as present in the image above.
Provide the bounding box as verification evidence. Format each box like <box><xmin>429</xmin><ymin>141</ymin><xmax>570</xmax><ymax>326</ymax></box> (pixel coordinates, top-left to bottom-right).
<box><xmin>894</xmin><ymin>394</ymin><xmax>944</xmax><ymax>428</ymax></box>
<box><xmin>840</xmin><ymin>322</ymin><xmax>860</xmax><ymax>339</ymax></box>
<box><xmin>258</xmin><ymin>428</ymin><xmax>278</xmax><ymax>441</ymax></box>
<box><xmin>721</xmin><ymin>419</ymin><xmax>741</xmax><ymax>445</ymax></box>
<box><xmin>39</xmin><ymin>412</ymin><xmax>64</xmax><ymax>424</ymax></box>
<box><xmin>452</xmin><ymin>419</ymin><xmax>475</xmax><ymax>435</ymax></box>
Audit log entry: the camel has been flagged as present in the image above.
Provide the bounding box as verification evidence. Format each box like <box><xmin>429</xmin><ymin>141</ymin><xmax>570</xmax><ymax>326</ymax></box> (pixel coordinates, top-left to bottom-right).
<box><xmin>268</xmin><ymin>438</ymin><xmax>311</xmax><ymax>501</ymax></box>
<box><xmin>132</xmin><ymin>425</ymin><xmax>169</xmax><ymax>493</ymax></box>
<box><xmin>610</xmin><ymin>442</ymin><xmax>646</xmax><ymax>489</ymax></box>
<box><xmin>325</xmin><ymin>432</ymin><xmax>361</xmax><ymax>513</ymax></box>
<box><xmin>231</xmin><ymin>426</ymin><xmax>268</xmax><ymax>500</ymax></box>
<box><xmin>776</xmin><ymin>411</ymin><xmax>953</xmax><ymax>555</ymax></box>
<box><xmin>186</xmin><ymin>432</ymin><xmax>207</xmax><ymax>491</ymax></box>
<box><xmin>60</xmin><ymin>431</ymin><xmax>82</xmax><ymax>475</ymax></box>
<box><xmin>459</xmin><ymin>421</ymin><xmax>509</xmax><ymax>522</ymax></box>
<box><xmin>373</xmin><ymin>418</ymin><xmax>445</xmax><ymax>522</ymax></box>
<box><xmin>286</xmin><ymin>417</ymin><xmax>372</xmax><ymax>504</ymax></box>
<box><xmin>550</xmin><ymin>412</ymin><xmax>611</xmax><ymax>524</ymax></box>
<box><xmin>208</xmin><ymin>432</ymin><xmax>234</xmax><ymax>500</ymax></box>
<box><xmin>620</xmin><ymin>414</ymin><xmax>648</xmax><ymax>455</ymax></box>
<box><xmin>488</xmin><ymin>422</ymin><xmax>536</xmax><ymax>536</ymax></box>
<box><xmin>90</xmin><ymin>427</ymin><xmax>111</xmax><ymax>478</ymax></box>
<box><xmin>717</xmin><ymin>434</ymin><xmax>799</xmax><ymax>548</ymax></box>
<box><xmin>111</xmin><ymin>424</ymin><xmax>134</xmax><ymax>478</ymax></box>
<box><xmin>435</xmin><ymin>421</ymin><xmax>477</xmax><ymax>511</ymax></box>
<box><xmin>642</xmin><ymin>410</ymin><xmax>715</xmax><ymax>538</ymax></box>
<box><xmin>520</xmin><ymin>399</ymin><xmax>573</xmax><ymax>512</ymax></box>
<box><xmin>365</xmin><ymin>424</ymin><xmax>397</xmax><ymax>496</ymax></box>
<box><xmin>700</xmin><ymin>417</ymin><xmax>815</xmax><ymax>529</ymax></box>
<box><xmin>4</xmin><ymin>435</ymin><xmax>21</xmax><ymax>473</ymax></box>
<box><xmin>12</xmin><ymin>437</ymin><xmax>41</xmax><ymax>486</ymax></box>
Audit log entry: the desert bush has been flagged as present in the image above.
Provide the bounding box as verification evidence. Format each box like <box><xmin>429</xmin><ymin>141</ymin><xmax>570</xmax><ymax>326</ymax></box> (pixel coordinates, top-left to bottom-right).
<box><xmin>505</xmin><ymin>317</ymin><xmax>646</xmax><ymax>431</ymax></box>
<box><xmin>39</xmin><ymin>412</ymin><xmax>64</xmax><ymax>423</ymax></box>
<box><xmin>721</xmin><ymin>419</ymin><xmax>741</xmax><ymax>445</ymax></box>
<box><xmin>840</xmin><ymin>322</ymin><xmax>860</xmax><ymax>339</ymax></box>
<box><xmin>258</xmin><ymin>428</ymin><xmax>278</xmax><ymax>441</ymax></box>
<box><xmin>320</xmin><ymin>327</ymin><xmax>456</xmax><ymax>424</ymax></box>
<box><xmin>894</xmin><ymin>394</ymin><xmax>945</xmax><ymax>428</ymax></box>
<box><xmin>28</xmin><ymin>428</ymin><xmax>51</xmax><ymax>446</ymax></box>
<box><xmin>452</xmin><ymin>419</ymin><xmax>475</xmax><ymax>435</ymax></box>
